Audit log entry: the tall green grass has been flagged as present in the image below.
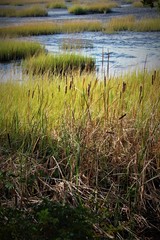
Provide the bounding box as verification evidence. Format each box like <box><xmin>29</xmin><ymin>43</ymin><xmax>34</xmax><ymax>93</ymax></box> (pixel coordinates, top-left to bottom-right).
<box><xmin>0</xmin><ymin>39</ymin><xmax>44</xmax><ymax>62</ymax></box>
<box><xmin>0</xmin><ymin>68</ymin><xmax>160</xmax><ymax>238</ymax></box>
<box><xmin>0</xmin><ymin>5</ymin><xmax>48</xmax><ymax>17</ymax></box>
<box><xmin>23</xmin><ymin>53</ymin><xmax>95</xmax><ymax>74</ymax></box>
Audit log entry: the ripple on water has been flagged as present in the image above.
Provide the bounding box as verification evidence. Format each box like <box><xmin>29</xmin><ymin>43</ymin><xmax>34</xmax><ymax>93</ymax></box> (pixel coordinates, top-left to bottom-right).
<box><xmin>0</xmin><ymin>31</ymin><xmax>160</xmax><ymax>82</ymax></box>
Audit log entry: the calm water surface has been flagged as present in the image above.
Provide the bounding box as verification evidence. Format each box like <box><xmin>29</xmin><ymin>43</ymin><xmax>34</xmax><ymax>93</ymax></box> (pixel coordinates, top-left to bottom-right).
<box><xmin>30</xmin><ymin>31</ymin><xmax>160</xmax><ymax>76</ymax></box>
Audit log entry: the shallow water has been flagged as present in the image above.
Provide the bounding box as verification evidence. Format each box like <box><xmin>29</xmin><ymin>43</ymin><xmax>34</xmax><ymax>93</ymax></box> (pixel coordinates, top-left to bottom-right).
<box><xmin>0</xmin><ymin>6</ymin><xmax>160</xmax><ymax>81</ymax></box>
<box><xmin>29</xmin><ymin>31</ymin><xmax>160</xmax><ymax>77</ymax></box>
<box><xmin>0</xmin><ymin>31</ymin><xmax>160</xmax><ymax>81</ymax></box>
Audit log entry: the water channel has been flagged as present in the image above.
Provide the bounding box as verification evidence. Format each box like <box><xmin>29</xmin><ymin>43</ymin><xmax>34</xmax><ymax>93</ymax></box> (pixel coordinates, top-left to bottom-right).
<box><xmin>0</xmin><ymin>6</ymin><xmax>160</xmax><ymax>81</ymax></box>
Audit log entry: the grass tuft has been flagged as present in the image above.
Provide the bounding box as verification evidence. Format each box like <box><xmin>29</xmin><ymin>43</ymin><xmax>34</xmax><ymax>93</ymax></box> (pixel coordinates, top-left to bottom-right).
<box><xmin>46</xmin><ymin>0</ymin><xmax>67</xmax><ymax>9</ymax></box>
<box><xmin>0</xmin><ymin>39</ymin><xmax>44</xmax><ymax>62</ymax></box>
<box><xmin>23</xmin><ymin>53</ymin><xmax>95</xmax><ymax>75</ymax></box>
<box><xmin>105</xmin><ymin>15</ymin><xmax>160</xmax><ymax>32</ymax></box>
<box><xmin>68</xmin><ymin>2</ymin><xmax>118</xmax><ymax>15</ymax></box>
<box><xmin>0</xmin><ymin>5</ymin><xmax>48</xmax><ymax>17</ymax></box>
<box><xmin>0</xmin><ymin>0</ymin><xmax>53</xmax><ymax>5</ymax></box>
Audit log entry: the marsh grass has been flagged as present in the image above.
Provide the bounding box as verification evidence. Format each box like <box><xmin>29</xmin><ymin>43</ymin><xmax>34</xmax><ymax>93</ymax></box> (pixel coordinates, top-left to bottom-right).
<box><xmin>68</xmin><ymin>1</ymin><xmax>118</xmax><ymax>14</ymax></box>
<box><xmin>0</xmin><ymin>0</ymin><xmax>52</xmax><ymax>5</ymax></box>
<box><xmin>105</xmin><ymin>15</ymin><xmax>160</xmax><ymax>32</ymax></box>
<box><xmin>0</xmin><ymin>5</ymin><xmax>48</xmax><ymax>17</ymax></box>
<box><xmin>46</xmin><ymin>0</ymin><xmax>67</xmax><ymax>9</ymax></box>
<box><xmin>0</xmin><ymin>68</ymin><xmax>160</xmax><ymax>239</ymax></box>
<box><xmin>23</xmin><ymin>53</ymin><xmax>95</xmax><ymax>74</ymax></box>
<box><xmin>132</xmin><ymin>0</ymin><xmax>143</xmax><ymax>7</ymax></box>
<box><xmin>0</xmin><ymin>39</ymin><xmax>44</xmax><ymax>62</ymax></box>
<box><xmin>0</xmin><ymin>20</ymin><xmax>101</xmax><ymax>37</ymax></box>
<box><xmin>1</xmin><ymin>16</ymin><xmax>159</xmax><ymax>37</ymax></box>
<box><xmin>61</xmin><ymin>38</ymin><xmax>93</xmax><ymax>50</ymax></box>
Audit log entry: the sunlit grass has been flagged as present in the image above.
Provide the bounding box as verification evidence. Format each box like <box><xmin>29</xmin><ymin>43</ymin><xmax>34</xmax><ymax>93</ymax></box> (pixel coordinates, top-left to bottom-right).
<box><xmin>23</xmin><ymin>53</ymin><xmax>95</xmax><ymax>75</ymax></box>
<box><xmin>132</xmin><ymin>0</ymin><xmax>143</xmax><ymax>7</ymax></box>
<box><xmin>46</xmin><ymin>0</ymin><xmax>67</xmax><ymax>9</ymax></box>
<box><xmin>0</xmin><ymin>20</ymin><xmax>101</xmax><ymax>37</ymax></box>
<box><xmin>0</xmin><ymin>39</ymin><xmax>44</xmax><ymax>62</ymax></box>
<box><xmin>0</xmin><ymin>68</ymin><xmax>159</xmax><ymax>238</ymax></box>
<box><xmin>0</xmin><ymin>0</ymin><xmax>53</xmax><ymax>5</ymax></box>
<box><xmin>68</xmin><ymin>1</ymin><xmax>118</xmax><ymax>14</ymax></box>
<box><xmin>0</xmin><ymin>5</ymin><xmax>48</xmax><ymax>17</ymax></box>
<box><xmin>105</xmin><ymin>15</ymin><xmax>135</xmax><ymax>32</ymax></box>
<box><xmin>105</xmin><ymin>15</ymin><xmax>160</xmax><ymax>32</ymax></box>
<box><xmin>0</xmin><ymin>16</ymin><xmax>159</xmax><ymax>37</ymax></box>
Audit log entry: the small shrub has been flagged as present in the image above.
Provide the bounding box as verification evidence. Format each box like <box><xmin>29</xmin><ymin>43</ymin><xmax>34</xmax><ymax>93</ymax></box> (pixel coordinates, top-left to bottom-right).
<box><xmin>0</xmin><ymin>199</ymin><xmax>95</xmax><ymax>240</ymax></box>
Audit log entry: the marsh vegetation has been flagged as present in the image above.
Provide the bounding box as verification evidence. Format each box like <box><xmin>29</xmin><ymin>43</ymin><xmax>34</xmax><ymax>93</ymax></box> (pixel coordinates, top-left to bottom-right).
<box><xmin>0</xmin><ymin>69</ymin><xmax>160</xmax><ymax>239</ymax></box>
<box><xmin>0</xmin><ymin>5</ymin><xmax>48</xmax><ymax>17</ymax></box>
<box><xmin>0</xmin><ymin>1</ymin><xmax>160</xmax><ymax>239</ymax></box>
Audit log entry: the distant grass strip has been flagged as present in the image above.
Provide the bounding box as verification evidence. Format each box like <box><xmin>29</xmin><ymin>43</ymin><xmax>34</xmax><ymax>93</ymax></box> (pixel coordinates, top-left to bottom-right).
<box><xmin>105</xmin><ymin>15</ymin><xmax>160</xmax><ymax>32</ymax></box>
<box><xmin>47</xmin><ymin>0</ymin><xmax>67</xmax><ymax>9</ymax></box>
<box><xmin>0</xmin><ymin>20</ymin><xmax>101</xmax><ymax>37</ymax></box>
<box><xmin>0</xmin><ymin>5</ymin><xmax>48</xmax><ymax>17</ymax></box>
<box><xmin>132</xmin><ymin>0</ymin><xmax>143</xmax><ymax>7</ymax></box>
<box><xmin>68</xmin><ymin>2</ymin><xmax>118</xmax><ymax>14</ymax></box>
<box><xmin>0</xmin><ymin>40</ymin><xmax>44</xmax><ymax>62</ymax></box>
<box><xmin>0</xmin><ymin>0</ymin><xmax>52</xmax><ymax>5</ymax></box>
<box><xmin>23</xmin><ymin>53</ymin><xmax>95</xmax><ymax>75</ymax></box>
<box><xmin>0</xmin><ymin>16</ymin><xmax>159</xmax><ymax>38</ymax></box>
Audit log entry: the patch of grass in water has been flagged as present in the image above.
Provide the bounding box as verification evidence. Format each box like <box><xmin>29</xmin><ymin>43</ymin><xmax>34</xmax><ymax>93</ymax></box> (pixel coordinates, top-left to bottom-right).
<box><xmin>0</xmin><ymin>20</ymin><xmax>101</xmax><ymax>37</ymax></box>
<box><xmin>0</xmin><ymin>0</ymin><xmax>53</xmax><ymax>5</ymax></box>
<box><xmin>0</xmin><ymin>39</ymin><xmax>45</xmax><ymax>62</ymax></box>
<box><xmin>61</xmin><ymin>38</ymin><xmax>93</xmax><ymax>50</ymax></box>
<box><xmin>46</xmin><ymin>0</ymin><xmax>67</xmax><ymax>9</ymax></box>
<box><xmin>132</xmin><ymin>0</ymin><xmax>144</xmax><ymax>7</ymax></box>
<box><xmin>68</xmin><ymin>1</ymin><xmax>118</xmax><ymax>15</ymax></box>
<box><xmin>23</xmin><ymin>53</ymin><xmax>95</xmax><ymax>75</ymax></box>
<box><xmin>0</xmin><ymin>5</ymin><xmax>48</xmax><ymax>17</ymax></box>
<box><xmin>105</xmin><ymin>15</ymin><xmax>160</xmax><ymax>32</ymax></box>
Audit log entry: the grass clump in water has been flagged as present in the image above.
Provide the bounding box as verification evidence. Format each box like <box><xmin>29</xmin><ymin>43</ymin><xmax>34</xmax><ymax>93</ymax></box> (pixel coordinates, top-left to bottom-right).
<box><xmin>23</xmin><ymin>53</ymin><xmax>95</xmax><ymax>75</ymax></box>
<box><xmin>46</xmin><ymin>0</ymin><xmax>67</xmax><ymax>9</ymax></box>
<box><xmin>0</xmin><ymin>39</ymin><xmax>44</xmax><ymax>62</ymax></box>
<box><xmin>132</xmin><ymin>0</ymin><xmax>144</xmax><ymax>7</ymax></box>
<box><xmin>105</xmin><ymin>15</ymin><xmax>160</xmax><ymax>32</ymax></box>
<box><xmin>0</xmin><ymin>0</ymin><xmax>53</xmax><ymax>5</ymax></box>
<box><xmin>61</xmin><ymin>38</ymin><xmax>93</xmax><ymax>50</ymax></box>
<box><xmin>68</xmin><ymin>1</ymin><xmax>118</xmax><ymax>14</ymax></box>
<box><xmin>0</xmin><ymin>20</ymin><xmax>101</xmax><ymax>37</ymax></box>
<box><xmin>0</xmin><ymin>5</ymin><xmax>48</xmax><ymax>17</ymax></box>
